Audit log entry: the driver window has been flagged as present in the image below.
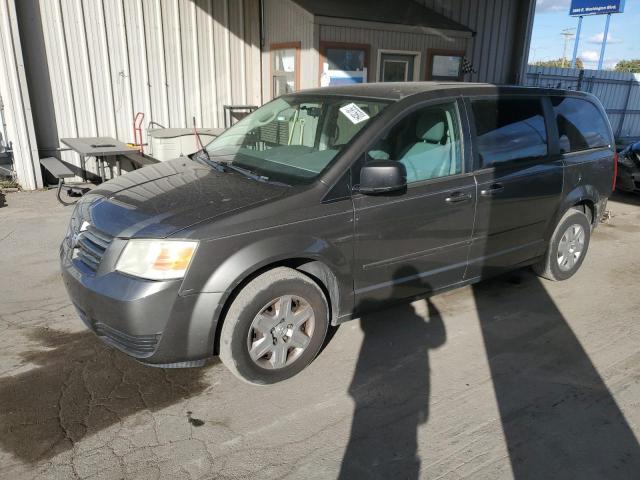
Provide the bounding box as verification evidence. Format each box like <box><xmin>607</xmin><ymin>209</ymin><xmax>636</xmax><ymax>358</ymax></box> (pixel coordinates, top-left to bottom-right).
<box><xmin>368</xmin><ymin>102</ymin><xmax>462</xmax><ymax>183</ymax></box>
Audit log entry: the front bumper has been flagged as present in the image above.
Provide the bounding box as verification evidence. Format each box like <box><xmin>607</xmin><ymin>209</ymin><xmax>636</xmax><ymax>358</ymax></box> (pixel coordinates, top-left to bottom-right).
<box><xmin>60</xmin><ymin>241</ymin><xmax>223</xmax><ymax>367</ymax></box>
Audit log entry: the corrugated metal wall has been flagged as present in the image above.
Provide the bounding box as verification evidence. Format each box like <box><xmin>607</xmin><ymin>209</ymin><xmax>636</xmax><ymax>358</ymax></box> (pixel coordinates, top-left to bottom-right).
<box><xmin>5</xmin><ymin>0</ymin><xmax>538</xmax><ymax>189</ymax></box>
<box><xmin>263</xmin><ymin>0</ymin><xmax>471</xmax><ymax>99</ymax></box>
<box><xmin>416</xmin><ymin>0</ymin><xmax>533</xmax><ymax>84</ymax></box>
<box><xmin>0</xmin><ymin>0</ymin><xmax>41</xmax><ymax>190</ymax></box>
<box><xmin>16</xmin><ymin>0</ymin><xmax>261</xmax><ymax>179</ymax></box>
<box><xmin>263</xmin><ymin>0</ymin><xmax>530</xmax><ymax>94</ymax></box>
<box><xmin>524</xmin><ymin>66</ymin><xmax>640</xmax><ymax>141</ymax></box>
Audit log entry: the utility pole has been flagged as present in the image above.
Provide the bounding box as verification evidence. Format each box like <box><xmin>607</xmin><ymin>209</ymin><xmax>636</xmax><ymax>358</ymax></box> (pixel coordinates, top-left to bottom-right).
<box><xmin>561</xmin><ymin>28</ymin><xmax>576</xmax><ymax>68</ymax></box>
<box><xmin>571</xmin><ymin>16</ymin><xmax>583</xmax><ymax>68</ymax></box>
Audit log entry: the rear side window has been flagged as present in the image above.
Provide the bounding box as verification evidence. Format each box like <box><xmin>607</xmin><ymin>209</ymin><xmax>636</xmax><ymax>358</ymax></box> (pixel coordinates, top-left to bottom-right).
<box><xmin>472</xmin><ymin>97</ymin><xmax>547</xmax><ymax>167</ymax></box>
<box><xmin>551</xmin><ymin>97</ymin><xmax>611</xmax><ymax>153</ymax></box>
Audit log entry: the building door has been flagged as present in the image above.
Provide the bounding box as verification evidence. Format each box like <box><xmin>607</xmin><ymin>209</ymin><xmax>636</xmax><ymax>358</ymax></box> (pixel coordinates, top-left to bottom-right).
<box><xmin>379</xmin><ymin>53</ymin><xmax>416</xmax><ymax>82</ymax></box>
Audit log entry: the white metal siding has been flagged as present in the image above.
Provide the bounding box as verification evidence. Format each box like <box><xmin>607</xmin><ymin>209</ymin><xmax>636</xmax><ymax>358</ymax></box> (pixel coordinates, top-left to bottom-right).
<box><xmin>17</xmin><ymin>0</ymin><xmax>261</xmax><ymax>180</ymax></box>
<box><xmin>0</xmin><ymin>0</ymin><xmax>42</xmax><ymax>190</ymax></box>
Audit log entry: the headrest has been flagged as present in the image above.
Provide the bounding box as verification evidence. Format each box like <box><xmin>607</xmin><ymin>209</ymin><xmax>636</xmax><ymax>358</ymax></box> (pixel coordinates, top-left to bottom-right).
<box><xmin>416</xmin><ymin>110</ymin><xmax>446</xmax><ymax>143</ymax></box>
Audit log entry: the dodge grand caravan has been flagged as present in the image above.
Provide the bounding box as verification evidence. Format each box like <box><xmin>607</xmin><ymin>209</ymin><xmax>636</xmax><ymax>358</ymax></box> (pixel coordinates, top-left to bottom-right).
<box><xmin>61</xmin><ymin>83</ymin><xmax>615</xmax><ymax>384</ymax></box>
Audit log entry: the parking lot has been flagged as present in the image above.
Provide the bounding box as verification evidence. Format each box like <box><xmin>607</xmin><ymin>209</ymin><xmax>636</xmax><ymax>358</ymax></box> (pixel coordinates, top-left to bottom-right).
<box><xmin>1</xmin><ymin>189</ymin><xmax>639</xmax><ymax>479</ymax></box>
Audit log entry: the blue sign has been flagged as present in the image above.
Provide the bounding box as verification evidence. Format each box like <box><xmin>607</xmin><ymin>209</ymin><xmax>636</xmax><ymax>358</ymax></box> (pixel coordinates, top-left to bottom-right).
<box><xmin>570</xmin><ymin>0</ymin><xmax>625</xmax><ymax>16</ymax></box>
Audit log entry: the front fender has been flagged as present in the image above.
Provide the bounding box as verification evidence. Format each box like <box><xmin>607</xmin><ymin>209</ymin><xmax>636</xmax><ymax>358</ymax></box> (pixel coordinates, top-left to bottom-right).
<box><xmin>181</xmin><ymin>224</ymin><xmax>354</xmax><ymax>320</ymax></box>
<box><xmin>202</xmin><ymin>234</ymin><xmax>350</xmax><ymax>292</ymax></box>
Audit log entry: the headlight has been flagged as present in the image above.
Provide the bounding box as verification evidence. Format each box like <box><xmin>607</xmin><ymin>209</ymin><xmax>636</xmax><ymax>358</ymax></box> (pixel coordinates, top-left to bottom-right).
<box><xmin>116</xmin><ymin>240</ymin><xmax>198</xmax><ymax>280</ymax></box>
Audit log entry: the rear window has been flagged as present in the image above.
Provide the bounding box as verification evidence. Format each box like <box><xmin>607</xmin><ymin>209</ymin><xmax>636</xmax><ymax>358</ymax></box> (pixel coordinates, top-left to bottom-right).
<box><xmin>472</xmin><ymin>97</ymin><xmax>548</xmax><ymax>167</ymax></box>
<box><xmin>551</xmin><ymin>97</ymin><xmax>611</xmax><ymax>153</ymax></box>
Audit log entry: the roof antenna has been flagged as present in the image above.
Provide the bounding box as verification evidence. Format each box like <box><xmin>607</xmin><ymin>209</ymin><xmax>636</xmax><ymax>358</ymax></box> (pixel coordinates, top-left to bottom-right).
<box><xmin>193</xmin><ymin>116</ymin><xmax>204</xmax><ymax>152</ymax></box>
<box><xmin>191</xmin><ymin>116</ymin><xmax>214</xmax><ymax>166</ymax></box>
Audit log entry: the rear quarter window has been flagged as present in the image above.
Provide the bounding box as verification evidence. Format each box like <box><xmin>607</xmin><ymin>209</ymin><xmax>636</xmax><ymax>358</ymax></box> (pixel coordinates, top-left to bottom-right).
<box><xmin>551</xmin><ymin>97</ymin><xmax>611</xmax><ymax>153</ymax></box>
<box><xmin>471</xmin><ymin>97</ymin><xmax>548</xmax><ymax>168</ymax></box>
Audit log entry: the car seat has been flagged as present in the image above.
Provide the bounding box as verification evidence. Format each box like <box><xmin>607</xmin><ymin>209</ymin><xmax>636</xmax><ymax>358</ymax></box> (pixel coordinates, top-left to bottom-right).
<box><xmin>398</xmin><ymin>109</ymin><xmax>452</xmax><ymax>183</ymax></box>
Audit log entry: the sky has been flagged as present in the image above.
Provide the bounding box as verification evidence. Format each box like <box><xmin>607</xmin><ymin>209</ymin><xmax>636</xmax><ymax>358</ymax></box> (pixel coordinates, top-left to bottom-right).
<box><xmin>530</xmin><ymin>0</ymin><xmax>640</xmax><ymax>69</ymax></box>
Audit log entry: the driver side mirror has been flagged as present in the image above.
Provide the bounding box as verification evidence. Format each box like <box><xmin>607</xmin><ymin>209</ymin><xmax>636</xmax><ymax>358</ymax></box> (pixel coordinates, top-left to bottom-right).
<box><xmin>357</xmin><ymin>159</ymin><xmax>407</xmax><ymax>195</ymax></box>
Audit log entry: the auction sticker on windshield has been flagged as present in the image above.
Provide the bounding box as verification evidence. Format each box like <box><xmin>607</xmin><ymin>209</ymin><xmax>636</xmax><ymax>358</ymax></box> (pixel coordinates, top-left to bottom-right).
<box><xmin>339</xmin><ymin>103</ymin><xmax>370</xmax><ymax>124</ymax></box>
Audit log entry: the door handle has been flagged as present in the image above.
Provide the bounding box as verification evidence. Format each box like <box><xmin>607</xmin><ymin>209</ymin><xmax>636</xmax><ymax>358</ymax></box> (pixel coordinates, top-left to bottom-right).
<box><xmin>480</xmin><ymin>183</ymin><xmax>504</xmax><ymax>196</ymax></box>
<box><xmin>445</xmin><ymin>191</ymin><xmax>472</xmax><ymax>203</ymax></box>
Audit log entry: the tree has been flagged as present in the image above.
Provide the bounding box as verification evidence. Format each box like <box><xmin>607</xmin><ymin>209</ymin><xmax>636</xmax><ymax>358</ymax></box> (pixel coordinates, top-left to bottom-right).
<box><xmin>530</xmin><ymin>57</ymin><xmax>584</xmax><ymax>69</ymax></box>
<box><xmin>615</xmin><ymin>60</ymin><xmax>640</xmax><ymax>73</ymax></box>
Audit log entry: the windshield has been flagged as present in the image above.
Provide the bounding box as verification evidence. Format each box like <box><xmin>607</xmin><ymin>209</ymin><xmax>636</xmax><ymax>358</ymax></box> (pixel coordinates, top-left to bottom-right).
<box><xmin>206</xmin><ymin>95</ymin><xmax>390</xmax><ymax>185</ymax></box>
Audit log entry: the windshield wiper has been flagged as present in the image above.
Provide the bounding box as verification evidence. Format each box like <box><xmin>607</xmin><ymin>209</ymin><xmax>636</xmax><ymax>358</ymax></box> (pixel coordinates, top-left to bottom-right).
<box><xmin>224</xmin><ymin>163</ymin><xmax>270</xmax><ymax>182</ymax></box>
<box><xmin>192</xmin><ymin>149</ymin><xmax>272</xmax><ymax>183</ymax></box>
<box><xmin>192</xmin><ymin>149</ymin><xmax>225</xmax><ymax>172</ymax></box>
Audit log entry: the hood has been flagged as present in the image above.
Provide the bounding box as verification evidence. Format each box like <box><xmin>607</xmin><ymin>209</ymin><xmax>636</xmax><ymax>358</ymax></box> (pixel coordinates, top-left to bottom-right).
<box><xmin>82</xmin><ymin>158</ymin><xmax>289</xmax><ymax>238</ymax></box>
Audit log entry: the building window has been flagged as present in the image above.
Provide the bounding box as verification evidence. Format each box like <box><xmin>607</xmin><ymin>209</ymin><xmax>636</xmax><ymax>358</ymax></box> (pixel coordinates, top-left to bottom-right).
<box><xmin>426</xmin><ymin>49</ymin><xmax>465</xmax><ymax>81</ymax></box>
<box><xmin>320</xmin><ymin>42</ymin><xmax>369</xmax><ymax>86</ymax></box>
<box><xmin>271</xmin><ymin>43</ymin><xmax>300</xmax><ymax>98</ymax></box>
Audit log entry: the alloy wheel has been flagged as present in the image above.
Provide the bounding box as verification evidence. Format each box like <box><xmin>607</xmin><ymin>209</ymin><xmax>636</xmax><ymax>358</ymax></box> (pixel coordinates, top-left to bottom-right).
<box><xmin>557</xmin><ymin>223</ymin><xmax>585</xmax><ymax>272</ymax></box>
<box><xmin>246</xmin><ymin>295</ymin><xmax>315</xmax><ymax>369</ymax></box>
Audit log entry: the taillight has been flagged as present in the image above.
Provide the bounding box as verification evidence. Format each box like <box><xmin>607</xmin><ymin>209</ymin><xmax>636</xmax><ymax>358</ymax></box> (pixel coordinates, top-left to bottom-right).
<box><xmin>613</xmin><ymin>150</ymin><xmax>618</xmax><ymax>191</ymax></box>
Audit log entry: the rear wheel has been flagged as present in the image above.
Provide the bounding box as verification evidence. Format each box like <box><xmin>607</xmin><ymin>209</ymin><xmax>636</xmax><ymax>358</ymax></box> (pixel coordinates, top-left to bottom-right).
<box><xmin>533</xmin><ymin>209</ymin><xmax>591</xmax><ymax>281</ymax></box>
<box><xmin>219</xmin><ymin>267</ymin><xmax>329</xmax><ymax>384</ymax></box>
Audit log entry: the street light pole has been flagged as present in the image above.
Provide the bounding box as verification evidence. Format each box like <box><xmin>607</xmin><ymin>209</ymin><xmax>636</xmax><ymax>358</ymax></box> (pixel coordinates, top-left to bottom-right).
<box><xmin>571</xmin><ymin>16</ymin><xmax>583</xmax><ymax>68</ymax></box>
<box><xmin>597</xmin><ymin>13</ymin><xmax>611</xmax><ymax>70</ymax></box>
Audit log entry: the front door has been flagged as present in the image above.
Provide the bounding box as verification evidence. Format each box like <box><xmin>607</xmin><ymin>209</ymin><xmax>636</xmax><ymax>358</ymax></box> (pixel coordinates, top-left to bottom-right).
<box><xmin>353</xmin><ymin>100</ymin><xmax>476</xmax><ymax>307</ymax></box>
<box><xmin>380</xmin><ymin>53</ymin><xmax>416</xmax><ymax>82</ymax></box>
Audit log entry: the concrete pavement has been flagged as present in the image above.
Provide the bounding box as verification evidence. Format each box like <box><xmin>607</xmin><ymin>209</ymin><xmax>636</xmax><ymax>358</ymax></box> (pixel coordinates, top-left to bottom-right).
<box><xmin>0</xmin><ymin>189</ymin><xmax>639</xmax><ymax>479</ymax></box>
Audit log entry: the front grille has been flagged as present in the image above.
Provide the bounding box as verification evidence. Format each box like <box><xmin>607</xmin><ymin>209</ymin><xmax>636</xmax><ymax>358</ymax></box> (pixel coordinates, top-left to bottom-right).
<box><xmin>94</xmin><ymin>322</ymin><xmax>160</xmax><ymax>357</ymax></box>
<box><xmin>77</xmin><ymin>226</ymin><xmax>113</xmax><ymax>272</ymax></box>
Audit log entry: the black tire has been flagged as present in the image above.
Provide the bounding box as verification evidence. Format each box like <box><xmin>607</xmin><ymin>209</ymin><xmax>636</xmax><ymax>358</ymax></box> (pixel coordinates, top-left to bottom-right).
<box><xmin>219</xmin><ymin>267</ymin><xmax>329</xmax><ymax>385</ymax></box>
<box><xmin>533</xmin><ymin>209</ymin><xmax>591</xmax><ymax>281</ymax></box>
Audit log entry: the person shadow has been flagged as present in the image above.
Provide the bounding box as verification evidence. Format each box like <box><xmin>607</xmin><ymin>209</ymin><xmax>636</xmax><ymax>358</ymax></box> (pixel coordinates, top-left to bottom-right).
<box><xmin>472</xmin><ymin>270</ymin><xmax>640</xmax><ymax>478</ymax></box>
<box><xmin>339</xmin><ymin>266</ymin><xmax>446</xmax><ymax>479</ymax></box>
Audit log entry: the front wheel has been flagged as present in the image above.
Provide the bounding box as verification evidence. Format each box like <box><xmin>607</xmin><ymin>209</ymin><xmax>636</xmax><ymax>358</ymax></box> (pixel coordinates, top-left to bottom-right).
<box><xmin>533</xmin><ymin>209</ymin><xmax>591</xmax><ymax>281</ymax></box>
<box><xmin>219</xmin><ymin>267</ymin><xmax>329</xmax><ymax>384</ymax></box>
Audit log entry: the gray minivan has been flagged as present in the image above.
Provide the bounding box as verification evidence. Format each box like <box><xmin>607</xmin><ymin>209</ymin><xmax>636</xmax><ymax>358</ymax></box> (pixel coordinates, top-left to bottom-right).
<box><xmin>61</xmin><ymin>83</ymin><xmax>615</xmax><ymax>384</ymax></box>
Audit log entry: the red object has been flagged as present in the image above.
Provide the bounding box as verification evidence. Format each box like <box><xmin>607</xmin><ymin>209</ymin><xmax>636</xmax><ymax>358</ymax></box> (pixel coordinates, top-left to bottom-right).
<box><xmin>133</xmin><ymin>112</ymin><xmax>145</xmax><ymax>153</ymax></box>
<box><xmin>612</xmin><ymin>149</ymin><xmax>618</xmax><ymax>191</ymax></box>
